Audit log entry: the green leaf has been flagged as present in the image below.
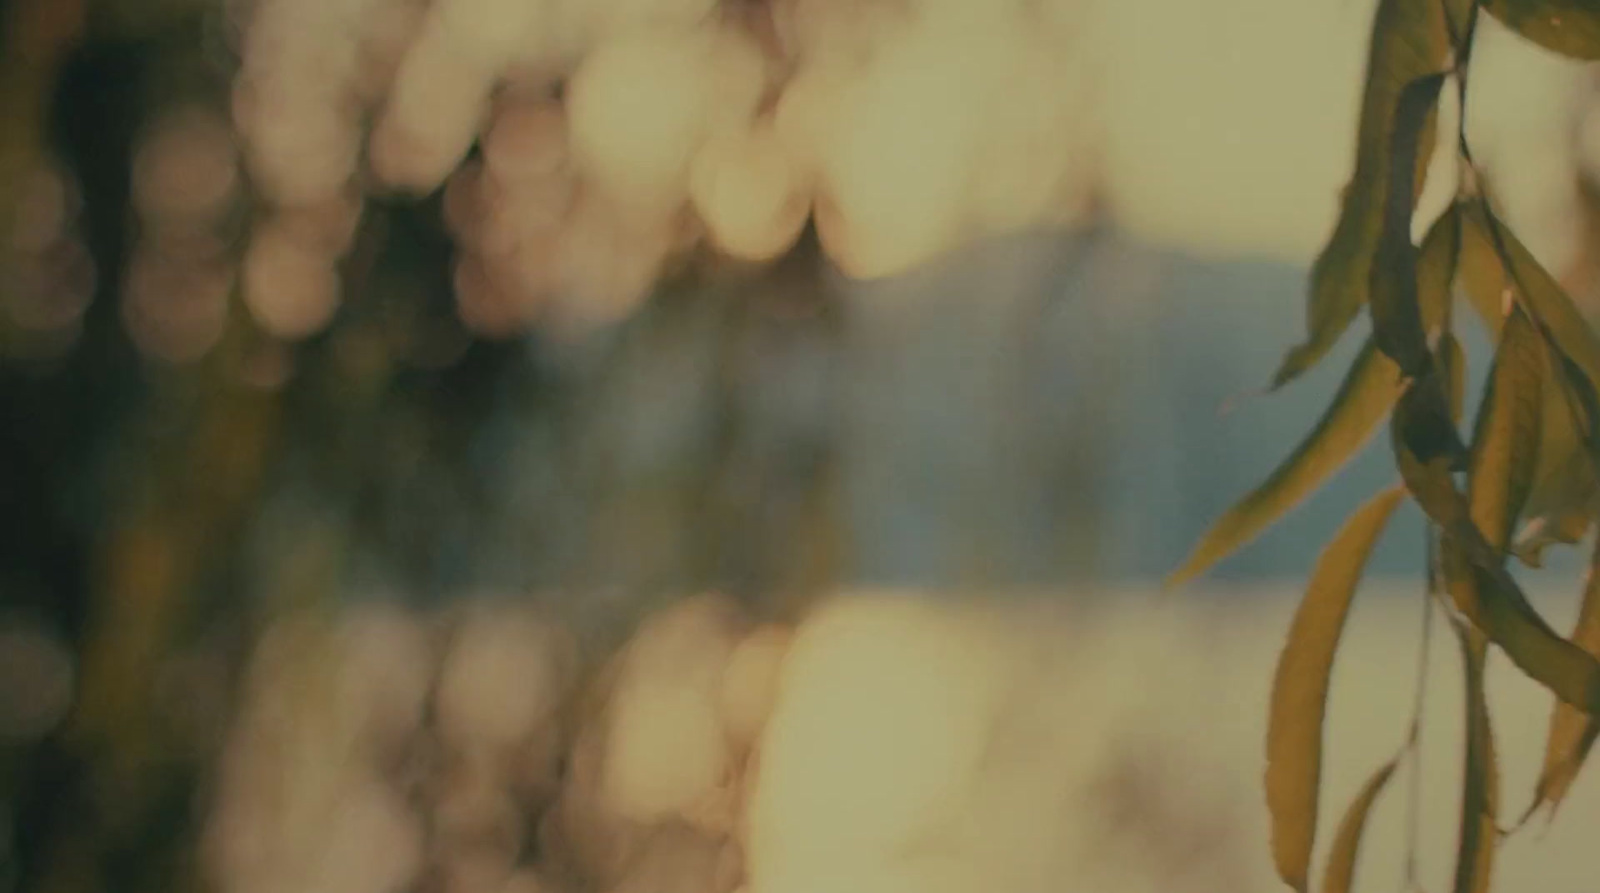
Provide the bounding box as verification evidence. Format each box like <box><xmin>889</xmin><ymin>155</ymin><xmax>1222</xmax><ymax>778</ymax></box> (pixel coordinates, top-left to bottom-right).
<box><xmin>1169</xmin><ymin>341</ymin><xmax>1405</xmax><ymax>588</ymax></box>
<box><xmin>1451</xmin><ymin>622</ymin><xmax>1498</xmax><ymax>893</ymax></box>
<box><xmin>1271</xmin><ymin>0</ymin><xmax>1455</xmax><ymax>387</ymax></box>
<box><xmin>1531</xmin><ymin>537</ymin><xmax>1600</xmax><ymax>819</ymax></box>
<box><xmin>1369</xmin><ymin>73</ymin><xmax>1449</xmax><ymax>378</ymax></box>
<box><xmin>1265</xmin><ymin>486</ymin><xmax>1407</xmax><ymax>893</ymax></box>
<box><xmin>1467</xmin><ymin>307</ymin><xmax>1545</xmax><ymax>551</ymax></box>
<box><xmin>1482</xmin><ymin>0</ymin><xmax>1600</xmax><ymax>60</ymax></box>
<box><xmin>1320</xmin><ymin>759</ymin><xmax>1400</xmax><ymax>893</ymax></box>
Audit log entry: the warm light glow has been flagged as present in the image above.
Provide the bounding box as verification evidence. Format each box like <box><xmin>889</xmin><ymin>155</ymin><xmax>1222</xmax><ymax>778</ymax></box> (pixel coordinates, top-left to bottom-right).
<box><xmin>243</xmin><ymin>217</ymin><xmax>342</xmax><ymax>339</ymax></box>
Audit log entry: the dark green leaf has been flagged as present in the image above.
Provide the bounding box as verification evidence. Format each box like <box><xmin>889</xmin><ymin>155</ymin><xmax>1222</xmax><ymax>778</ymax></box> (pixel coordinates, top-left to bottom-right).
<box><xmin>1169</xmin><ymin>341</ymin><xmax>1405</xmax><ymax>587</ymax></box>
<box><xmin>1265</xmin><ymin>486</ymin><xmax>1407</xmax><ymax>892</ymax></box>
<box><xmin>1321</xmin><ymin>759</ymin><xmax>1400</xmax><ymax>893</ymax></box>
<box><xmin>1451</xmin><ymin>622</ymin><xmax>1498</xmax><ymax>893</ymax></box>
<box><xmin>1394</xmin><ymin>364</ymin><xmax>1469</xmax><ymax>479</ymax></box>
<box><xmin>1482</xmin><ymin>0</ymin><xmax>1600</xmax><ymax>60</ymax></box>
<box><xmin>1271</xmin><ymin>0</ymin><xmax>1455</xmax><ymax>387</ymax></box>
<box><xmin>1393</xmin><ymin>337</ymin><xmax>1472</xmax><ymax>527</ymax></box>
<box><xmin>1369</xmin><ymin>73</ymin><xmax>1448</xmax><ymax>378</ymax></box>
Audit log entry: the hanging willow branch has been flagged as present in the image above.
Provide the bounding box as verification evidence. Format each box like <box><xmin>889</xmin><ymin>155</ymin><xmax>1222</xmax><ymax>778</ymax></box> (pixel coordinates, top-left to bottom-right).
<box><xmin>1171</xmin><ymin>0</ymin><xmax>1600</xmax><ymax>889</ymax></box>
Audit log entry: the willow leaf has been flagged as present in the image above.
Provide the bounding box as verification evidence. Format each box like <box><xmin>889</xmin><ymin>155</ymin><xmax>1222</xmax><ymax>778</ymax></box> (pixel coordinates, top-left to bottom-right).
<box><xmin>1392</xmin><ymin>335</ymin><xmax>1471</xmax><ymax>528</ymax></box>
<box><xmin>1265</xmin><ymin>486</ymin><xmax>1407</xmax><ymax>892</ymax></box>
<box><xmin>1174</xmin><ymin>192</ymin><xmax>1462</xmax><ymax>588</ymax></box>
<box><xmin>1482</xmin><ymin>0</ymin><xmax>1600</xmax><ymax>59</ymax></box>
<box><xmin>1458</xmin><ymin>209</ymin><xmax>1510</xmax><ymax>338</ymax></box>
<box><xmin>1444</xmin><ymin>330</ymin><xmax>1466</xmax><ymax>422</ymax></box>
<box><xmin>1512</xmin><ymin>376</ymin><xmax>1599</xmax><ymax>568</ymax></box>
<box><xmin>1394</xmin><ymin>362</ymin><xmax>1469</xmax><ymax>482</ymax></box>
<box><xmin>1462</xmin><ymin>201</ymin><xmax>1600</xmax><ymax>418</ymax></box>
<box><xmin>1465</xmin><ymin>206</ymin><xmax>1600</xmax><ymax>563</ymax></box>
<box><xmin>1271</xmin><ymin>0</ymin><xmax>1454</xmax><ymax>387</ymax></box>
<box><xmin>1417</xmin><ymin>205</ymin><xmax>1464</xmax><ymax>332</ymax></box>
<box><xmin>1478</xmin><ymin>563</ymin><xmax>1600</xmax><ymax>718</ymax></box>
<box><xmin>1451</xmin><ymin>623</ymin><xmax>1498</xmax><ymax>893</ymax></box>
<box><xmin>1395</xmin><ymin>376</ymin><xmax>1600</xmax><ymax>717</ymax></box>
<box><xmin>1513</xmin><ymin>498</ymin><xmax>1595</xmax><ymax>567</ymax></box>
<box><xmin>1532</xmin><ymin>537</ymin><xmax>1600</xmax><ymax>819</ymax></box>
<box><xmin>1321</xmin><ymin>759</ymin><xmax>1400</xmax><ymax>893</ymax></box>
<box><xmin>1169</xmin><ymin>341</ymin><xmax>1404</xmax><ymax>588</ymax></box>
<box><xmin>1369</xmin><ymin>72</ymin><xmax>1448</xmax><ymax>378</ymax></box>
<box><xmin>1467</xmin><ymin>307</ymin><xmax>1545</xmax><ymax>551</ymax></box>
<box><xmin>1423</xmin><ymin>506</ymin><xmax>1600</xmax><ymax>718</ymax></box>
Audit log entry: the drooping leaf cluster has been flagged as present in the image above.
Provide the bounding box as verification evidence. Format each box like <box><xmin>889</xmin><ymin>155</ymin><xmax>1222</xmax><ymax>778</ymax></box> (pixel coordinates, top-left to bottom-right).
<box><xmin>1169</xmin><ymin>1</ymin><xmax>1600</xmax><ymax>890</ymax></box>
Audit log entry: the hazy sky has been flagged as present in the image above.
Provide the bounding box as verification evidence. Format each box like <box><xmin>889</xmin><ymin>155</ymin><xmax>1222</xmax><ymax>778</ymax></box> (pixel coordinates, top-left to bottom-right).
<box><xmin>1095</xmin><ymin>0</ymin><xmax>1587</xmax><ymax>269</ymax></box>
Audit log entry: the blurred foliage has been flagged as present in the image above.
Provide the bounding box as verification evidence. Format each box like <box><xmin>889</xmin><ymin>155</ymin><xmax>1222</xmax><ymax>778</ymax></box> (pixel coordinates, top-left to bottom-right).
<box><xmin>0</xmin><ymin>1</ymin><xmax>1121</xmax><ymax>890</ymax></box>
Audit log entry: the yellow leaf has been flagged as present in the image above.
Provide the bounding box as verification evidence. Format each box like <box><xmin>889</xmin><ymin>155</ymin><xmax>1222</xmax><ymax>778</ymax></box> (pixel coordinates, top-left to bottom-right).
<box><xmin>1266</xmin><ymin>487</ymin><xmax>1407</xmax><ymax>892</ymax></box>
<box><xmin>1171</xmin><ymin>212</ymin><xmax>1464</xmax><ymax>589</ymax></box>
<box><xmin>1533</xmin><ymin>539</ymin><xmax>1600</xmax><ymax>818</ymax></box>
<box><xmin>1395</xmin><ymin>366</ymin><xmax>1600</xmax><ymax>718</ymax></box>
<box><xmin>1418</xmin><ymin>205</ymin><xmax>1464</xmax><ymax>332</ymax></box>
<box><xmin>1467</xmin><ymin>307</ymin><xmax>1545</xmax><ymax>551</ymax></box>
<box><xmin>1462</xmin><ymin>202</ymin><xmax>1600</xmax><ymax>413</ymax></box>
<box><xmin>1451</xmin><ymin>622</ymin><xmax>1498</xmax><ymax>893</ymax></box>
<box><xmin>1321</xmin><ymin>759</ymin><xmax>1400</xmax><ymax>893</ymax></box>
<box><xmin>1461</xmin><ymin>202</ymin><xmax>1600</xmax><ymax>563</ymax></box>
<box><xmin>1458</xmin><ymin>207</ymin><xmax>1511</xmax><ymax>339</ymax></box>
<box><xmin>1169</xmin><ymin>341</ymin><xmax>1404</xmax><ymax>588</ymax></box>
<box><xmin>1454</xmin><ymin>548</ymin><xmax>1600</xmax><ymax>718</ymax></box>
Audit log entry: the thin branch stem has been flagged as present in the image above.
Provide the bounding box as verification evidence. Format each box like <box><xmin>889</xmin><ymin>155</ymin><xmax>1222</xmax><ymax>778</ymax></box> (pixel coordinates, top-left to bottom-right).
<box><xmin>1401</xmin><ymin>522</ymin><xmax>1442</xmax><ymax>891</ymax></box>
